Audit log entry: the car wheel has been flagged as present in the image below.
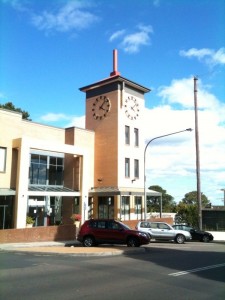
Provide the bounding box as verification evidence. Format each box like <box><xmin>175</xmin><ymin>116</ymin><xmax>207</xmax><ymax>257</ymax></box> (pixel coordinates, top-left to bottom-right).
<box><xmin>202</xmin><ymin>235</ymin><xmax>210</xmax><ymax>242</ymax></box>
<box><xmin>127</xmin><ymin>237</ymin><xmax>140</xmax><ymax>247</ymax></box>
<box><xmin>83</xmin><ymin>236</ymin><xmax>95</xmax><ymax>247</ymax></box>
<box><xmin>175</xmin><ymin>234</ymin><xmax>185</xmax><ymax>244</ymax></box>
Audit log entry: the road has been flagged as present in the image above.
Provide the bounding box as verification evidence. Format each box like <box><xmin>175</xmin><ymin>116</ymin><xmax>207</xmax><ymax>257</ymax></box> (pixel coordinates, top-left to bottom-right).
<box><xmin>1</xmin><ymin>242</ymin><xmax>225</xmax><ymax>300</ymax></box>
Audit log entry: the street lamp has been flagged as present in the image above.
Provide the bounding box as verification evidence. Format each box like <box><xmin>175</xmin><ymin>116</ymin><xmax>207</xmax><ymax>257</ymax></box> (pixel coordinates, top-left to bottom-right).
<box><xmin>144</xmin><ymin>128</ymin><xmax>193</xmax><ymax>221</ymax></box>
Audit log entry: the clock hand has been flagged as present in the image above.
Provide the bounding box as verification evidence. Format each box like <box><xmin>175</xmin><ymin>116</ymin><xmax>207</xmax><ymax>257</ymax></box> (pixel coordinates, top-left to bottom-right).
<box><xmin>99</xmin><ymin>100</ymin><xmax>107</xmax><ymax>110</ymax></box>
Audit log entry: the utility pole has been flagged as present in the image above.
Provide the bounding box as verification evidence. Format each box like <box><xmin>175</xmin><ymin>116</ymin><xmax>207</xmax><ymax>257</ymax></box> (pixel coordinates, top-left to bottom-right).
<box><xmin>194</xmin><ymin>77</ymin><xmax>202</xmax><ymax>230</ymax></box>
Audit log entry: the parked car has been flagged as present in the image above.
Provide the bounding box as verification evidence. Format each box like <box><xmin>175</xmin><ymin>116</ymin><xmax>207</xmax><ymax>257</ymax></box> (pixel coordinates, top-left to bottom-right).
<box><xmin>77</xmin><ymin>219</ymin><xmax>151</xmax><ymax>247</ymax></box>
<box><xmin>135</xmin><ymin>221</ymin><xmax>191</xmax><ymax>244</ymax></box>
<box><xmin>172</xmin><ymin>224</ymin><xmax>214</xmax><ymax>242</ymax></box>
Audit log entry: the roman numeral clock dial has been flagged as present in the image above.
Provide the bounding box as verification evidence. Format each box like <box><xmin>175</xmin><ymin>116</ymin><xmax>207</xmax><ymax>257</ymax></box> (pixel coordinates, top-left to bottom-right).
<box><xmin>92</xmin><ymin>95</ymin><xmax>111</xmax><ymax>120</ymax></box>
<box><xmin>124</xmin><ymin>96</ymin><xmax>139</xmax><ymax>120</ymax></box>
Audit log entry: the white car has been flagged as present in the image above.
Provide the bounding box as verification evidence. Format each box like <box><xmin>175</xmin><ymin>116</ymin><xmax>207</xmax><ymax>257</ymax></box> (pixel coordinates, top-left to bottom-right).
<box><xmin>135</xmin><ymin>221</ymin><xmax>192</xmax><ymax>244</ymax></box>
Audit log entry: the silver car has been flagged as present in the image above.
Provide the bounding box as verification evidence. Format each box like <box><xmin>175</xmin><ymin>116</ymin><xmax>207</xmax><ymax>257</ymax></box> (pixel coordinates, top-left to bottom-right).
<box><xmin>135</xmin><ymin>221</ymin><xmax>191</xmax><ymax>244</ymax></box>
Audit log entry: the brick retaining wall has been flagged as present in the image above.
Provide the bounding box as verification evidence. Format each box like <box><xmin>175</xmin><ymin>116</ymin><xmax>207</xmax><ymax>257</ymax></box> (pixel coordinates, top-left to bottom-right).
<box><xmin>0</xmin><ymin>225</ymin><xmax>76</xmax><ymax>243</ymax></box>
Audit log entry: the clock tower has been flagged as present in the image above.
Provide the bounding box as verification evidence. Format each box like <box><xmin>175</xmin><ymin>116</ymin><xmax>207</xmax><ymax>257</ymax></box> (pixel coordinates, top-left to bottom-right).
<box><xmin>80</xmin><ymin>50</ymin><xmax>150</xmax><ymax>220</ymax></box>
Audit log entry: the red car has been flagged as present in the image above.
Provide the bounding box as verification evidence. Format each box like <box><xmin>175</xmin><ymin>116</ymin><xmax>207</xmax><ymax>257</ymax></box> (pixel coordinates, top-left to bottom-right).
<box><xmin>77</xmin><ymin>219</ymin><xmax>150</xmax><ymax>247</ymax></box>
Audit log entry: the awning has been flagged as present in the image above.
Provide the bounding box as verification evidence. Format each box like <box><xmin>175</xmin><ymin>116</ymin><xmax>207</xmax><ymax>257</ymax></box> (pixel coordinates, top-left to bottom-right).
<box><xmin>89</xmin><ymin>187</ymin><xmax>162</xmax><ymax>197</ymax></box>
<box><xmin>28</xmin><ymin>186</ymin><xmax>80</xmax><ymax>197</ymax></box>
<box><xmin>0</xmin><ymin>188</ymin><xmax>16</xmax><ymax>196</ymax></box>
<box><xmin>28</xmin><ymin>186</ymin><xmax>78</xmax><ymax>192</ymax></box>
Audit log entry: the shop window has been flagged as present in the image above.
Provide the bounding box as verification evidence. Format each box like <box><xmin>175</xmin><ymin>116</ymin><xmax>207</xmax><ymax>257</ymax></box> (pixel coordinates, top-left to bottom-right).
<box><xmin>121</xmin><ymin>196</ymin><xmax>130</xmax><ymax>220</ymax></box>
<box><xmin>135</xmin><ymin>196</ymin><xmax>142</xmax><ymax>219</ymax></box>
<box><xmin>98</xmin><ymin>197</ymin><xmax>114</xmax><ymax>219</ymax></box>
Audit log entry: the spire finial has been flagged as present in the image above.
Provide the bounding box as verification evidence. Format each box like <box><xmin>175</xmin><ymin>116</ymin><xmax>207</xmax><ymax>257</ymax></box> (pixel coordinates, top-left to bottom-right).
<box><xmin>110</xmin><ymin>49</ymin><xmax>120</xmax><ymax>76</ymax></box>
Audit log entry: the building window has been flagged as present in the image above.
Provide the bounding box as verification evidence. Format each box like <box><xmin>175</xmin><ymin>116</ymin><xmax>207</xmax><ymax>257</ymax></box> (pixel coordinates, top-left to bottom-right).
<box><xmin>134</xmin><ymin>196</ymin><xmax>142</xmax><ymax>219</ymax></box>
<box><xmin>98</xmin><ymin>197</ymin><xmax>114</xmax><ymax>219</ymax></box>
<box><xmin>0</xmin><ymin>147</ymin><xmax>6</xmax><ymax>172</ymax></box>
<box><xmin>134</xmin><ymin>128</ymin><xmax>139</xmax><ymax>147</ymax></box>
<box><xmin>29</xmin><ymin>153</ymin><xmax>64</xmax><ymax>186</ymax></box>
<box><xmin>121</xmin><ymin>196</ymin><xmax>130</xmax><ymax>220</ymax></box>
<box><xmin>49</xmin><ymin>157</ymin><xmax>64</xmax><ymax>185</ymax></box>
<box><xmin>134</xmin><ymin>159</ymin><xmax>139</xmax><ymax>178</ymax></box>
<box><xmin>125</xmin><ymin>158</ymin><xmax>130</xmax><ymax>178</ymax></box>
<box><xmin>125</xmin><ymin>125</ymin><xmax>130</xmax><ymax>145</ymax></box>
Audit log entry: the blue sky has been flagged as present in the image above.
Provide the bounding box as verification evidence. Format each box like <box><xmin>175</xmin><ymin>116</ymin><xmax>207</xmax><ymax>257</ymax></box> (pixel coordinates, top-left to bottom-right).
<box><xmin>1</xmin><ymin>0</ymin><xmax>225</xmax><ymax>205</ymax></box>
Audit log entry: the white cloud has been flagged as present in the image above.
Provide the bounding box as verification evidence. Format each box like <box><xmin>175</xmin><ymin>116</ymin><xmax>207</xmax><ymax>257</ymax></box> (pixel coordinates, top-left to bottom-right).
<box><xmin>121</xmin><ymin>25</ymin><xmax>153</xmax><ymax>53</ymax></box>
<box><xmin>39</xmin><ymin>113</ymin><xmax>70</xmax><ymax>122</ymax></box>
<box><xmin>109</xmin><ymin>30</ymin><xmax>126</xmax><ymax>42</ymax></box>
<box><xmin>30</xmin><ymin>1</ymin><xmax>99</xmax><ymax>33</ymax></box>
<box><xmin>143</xmin><ymin>77</ymin><xmax>225</xmax><ymax>204</ymax></box>
<box><xmin>158</xmin><ymin>77</ymin><xmax>223</xmax><ymax>111</ymax></box>
<box><xmin>110</xmin><ymin>24</ymin><xmax>153</xmax><ymax>53</ymax></box>
<box><xmin>65</xmin><ymin>115</ymin><xmax>85</xmax><ymax>128</ymax></box>
<box><xmin>39</xmin><ymin>113</ymin><xmax>85</xmax><ymax>128</ymax></box>
<box><xmin>180</xmin><ymin>47</ymin><xmax>225</xmax><ymax>67</ymax></box>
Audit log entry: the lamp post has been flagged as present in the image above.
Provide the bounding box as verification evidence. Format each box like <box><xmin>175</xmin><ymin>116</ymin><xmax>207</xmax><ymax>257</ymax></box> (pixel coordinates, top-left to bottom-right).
<box><xmin>144</xmin><ymin>128</ymin><xmax>193</xmax><ymax>221</ymax></box>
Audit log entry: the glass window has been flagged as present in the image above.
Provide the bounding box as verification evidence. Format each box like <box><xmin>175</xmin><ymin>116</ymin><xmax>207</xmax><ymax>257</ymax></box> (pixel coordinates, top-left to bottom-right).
<box><xmin>134</xmin><ymin>128</ymin><xmax>139</xmax><ymax>147</ymax></box>
<box><xmin>121</xmin><ymin>196</ymin><xmax>130</xmax><ymax>220</ymax></box>
<box><xmin>125</xmin><ymin>158</ymin><xmax>130</xmax><ymax>177</ymax></box>
<box><xmin>125</xmin><ymin>126</ymin><xmax>130</xmax><ymax>145</ymax></box>
<box><xmin>30</xmin><ymin>153</ymin><xmax>64</xmax><ymax>186</ymax></box>
<box><xmin>98</xmin><ymin>197</ymin><xmax>114</xmax><ymax>219</ymax></box>
<box><xmin>0</xmin><ymin>147</ymin><xmax>7</xmax><ymax>172</ymax></box>
<box><xmin>158</xmin><ymin>223</ymin><xmax>170</xmax><ymax>230</ymax></box>
<box><xmin>30</xmin><ymin>154</ymin><xmax>47</xmax><ymax>185</ymax></box>
<box><xmin>134</xmin><ymin>196</ymin><xmax>142</xmax><ymax>218</ymax></box>
<box><xmin>134</xmin><ymin>159</ymin><xmax>139</xmax><ymax>178</ymax></box>
<box><xmin>97</xmin><ymin>221</ymin><xmax>107</xmax><ymax>229</ymax></box>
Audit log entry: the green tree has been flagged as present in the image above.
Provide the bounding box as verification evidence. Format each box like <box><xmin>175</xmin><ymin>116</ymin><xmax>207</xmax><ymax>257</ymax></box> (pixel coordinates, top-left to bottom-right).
<box><xmin>175</xmin><ymin>202</ymin><xmax>199</xmax><ymax>227</ymax></box>
<box><xmin>0</xmin><ymin>102</ymin><xmax>31</xmax><ymax>120</ymax></box>
<box><xmin>175</xmin><ymin>191</ymin><xmax>210</xmax><ymax>227</ymax></box>
<box><xmin>181</xmin><ymin>191</ymin><xmax>210</xmax><ymax>207</ymax></box>
<box><xmin>147</xmin><ymin>185</ymin><xmax>176</xmax><ymax>213</ymax></box>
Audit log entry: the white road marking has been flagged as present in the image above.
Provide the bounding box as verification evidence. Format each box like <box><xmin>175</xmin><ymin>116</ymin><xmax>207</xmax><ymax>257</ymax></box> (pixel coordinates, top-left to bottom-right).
<box><xmin>168</xmin><ymin>263</ymin><xmax>225</xmax><ymax>276</ymax></box>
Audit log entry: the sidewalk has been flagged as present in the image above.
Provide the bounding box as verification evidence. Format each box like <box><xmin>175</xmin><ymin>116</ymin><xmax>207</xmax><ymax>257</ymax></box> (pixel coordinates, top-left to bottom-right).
<box><xmin>0</xmin><ymin>240</ymin><xmax>146</xmax><ymax>256</ymax></box>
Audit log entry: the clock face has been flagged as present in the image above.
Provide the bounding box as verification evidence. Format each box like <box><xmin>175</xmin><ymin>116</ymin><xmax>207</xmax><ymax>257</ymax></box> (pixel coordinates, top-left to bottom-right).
<box><xmin>124</xmin><ymin>96</ymin><xmax>139</xmax><ymax>120</ymax></box>
<box><xmin>92</xmin><ymin>95</ymin><xmax>111</xmax><ymax>120</ymax></box>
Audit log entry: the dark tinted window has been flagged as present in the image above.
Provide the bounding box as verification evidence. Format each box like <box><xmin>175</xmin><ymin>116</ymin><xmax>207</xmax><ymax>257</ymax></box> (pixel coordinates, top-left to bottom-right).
<box><xmin>108</xmin><ymin>221</ymin><xmax>121</xmax><ymax>230</ymax></box>
<box><xmin>97</xmin><ymin>221</ymin><xmax>107</xmax><ymax>229</ymax></box>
